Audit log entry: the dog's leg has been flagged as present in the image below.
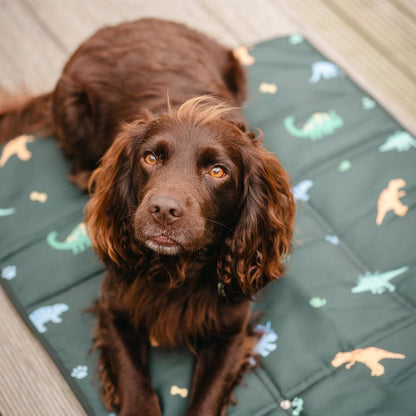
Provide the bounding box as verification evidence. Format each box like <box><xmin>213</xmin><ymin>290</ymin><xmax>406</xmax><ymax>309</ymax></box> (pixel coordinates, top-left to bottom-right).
<box><xmin>185</xmin><ymin>332</ymin><xmax>255</xmax><ymax>416</ymax></box>
<box><xmin>96</xmin><ymin>310</ymin><xmax>162</xmax><ymax>416</ymax></box>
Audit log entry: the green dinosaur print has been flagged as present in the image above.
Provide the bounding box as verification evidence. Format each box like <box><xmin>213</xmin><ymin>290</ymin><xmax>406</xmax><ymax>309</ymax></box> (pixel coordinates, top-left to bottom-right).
<box><xmin>337</xmin><ymin>160</ymin><xmax>351</xmax><ymax>173</ymax></box>
<box><xmin>379</xmin><ymin>131</ymin><xmax>416</xmax><ymax>152</ymax></box>
<box><xmin>309</xmin><ymin>297</ymin><xmax>327</xmax><ymax>308</ymax></box>
<box><xmin>47</xmin><ymin>222</ymin><xmax>92</xmax><ymax>255</ymax></box>
<box><xmin>0</xmin><ymin>207</ymin><xmax>16</xmax><ymax>217</ymax></box>
<box><xmin>351</xmin><ymin>266</ymin><xmax>409</xmax><ymax>295</ymax></box>
<box><xmin>284</xmin><ymin>111</ymin><xmax>343</xmax><ymax>141</ymax></box>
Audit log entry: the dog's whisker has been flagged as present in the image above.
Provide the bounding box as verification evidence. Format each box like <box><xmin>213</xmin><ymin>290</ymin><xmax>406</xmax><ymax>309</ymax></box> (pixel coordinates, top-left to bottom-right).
<box><xmin>206</xmin><ymin>218</ymin><xmax>234</xmax><ymax>233</ymax></box>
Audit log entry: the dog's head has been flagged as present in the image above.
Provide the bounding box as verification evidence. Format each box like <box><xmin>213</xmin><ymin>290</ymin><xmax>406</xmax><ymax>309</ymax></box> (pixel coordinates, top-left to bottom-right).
<box><xmin>86</xmin><ymin>96</ymin><xmax>295</xmax><ymax>298</ymax></box>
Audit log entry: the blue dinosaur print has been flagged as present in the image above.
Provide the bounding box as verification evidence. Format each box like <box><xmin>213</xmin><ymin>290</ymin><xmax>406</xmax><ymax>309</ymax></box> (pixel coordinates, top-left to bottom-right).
<box><xmin>325</xmin><ymin>235</ymin><xmax>339</xmax><ymax>245</ymax></box>
<box><xmin>253</xmin><ymin>321</ymin><xmax>278</xmax><ymax>358</ymax></box>
<box><xmin>29</xmin><ymin>303</ymin><xmax>69</xmax><ymax>333</ymax></box>
<box><xmin>1</xmin><ymin>265</ymin><xmax>17</xmax><ymax>280</ymax></box>
<box><xmin>292</xmin><ymin>180</ymin><xmax>314</xmax><ymax>202</ymax></box>
<box><xmin>309</xmin><ymin>61</ymin><xmax>344</xmax><ymax>83</ymax></box>
<box><xmin>379</xmin><ymin>131</ymin><xmax>416</xmax><ymax>152</ymax></box>
<box><xmin>351</xmin><ymin>266</ymin><xmax>409</xmax><ymax>295</ymax></box>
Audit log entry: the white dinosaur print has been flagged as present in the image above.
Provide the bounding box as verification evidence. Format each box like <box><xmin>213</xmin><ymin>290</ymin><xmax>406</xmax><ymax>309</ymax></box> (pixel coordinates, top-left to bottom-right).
<box><xmin>29</xmin><ymin>303</ymin><xmax>69</xmax><ymax>333</ymax></box>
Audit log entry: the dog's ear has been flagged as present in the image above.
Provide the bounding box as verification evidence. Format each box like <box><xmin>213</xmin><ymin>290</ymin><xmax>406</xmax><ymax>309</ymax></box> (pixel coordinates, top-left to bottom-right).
<box><xmin>86</xmin><ymin>114</ymin><xmax>153</xmax><ymax>267</ymax></box>
<box><xmin>217</xmin><ymin>134</ymin><xmax>295</xmax><ymax>299</ymax></box>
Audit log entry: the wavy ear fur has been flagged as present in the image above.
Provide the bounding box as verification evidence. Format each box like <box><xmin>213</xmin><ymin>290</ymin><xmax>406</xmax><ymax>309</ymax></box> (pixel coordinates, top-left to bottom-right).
<box><xmin>86</xmin><ymin>114</ymin><xmax>153</xmax><ymax>268</ymax></box>
<box><xmin>218</xmin><ymin>133</ymin><xmax>295</xmax><ymax>299</ymax></box>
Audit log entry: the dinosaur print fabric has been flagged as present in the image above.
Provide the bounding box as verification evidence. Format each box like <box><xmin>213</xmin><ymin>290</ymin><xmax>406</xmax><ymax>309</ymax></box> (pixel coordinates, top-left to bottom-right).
<box><xmin>1</xmin><ymin>35</ymin><xmax>415</xmax><ymax>416</ymax></box>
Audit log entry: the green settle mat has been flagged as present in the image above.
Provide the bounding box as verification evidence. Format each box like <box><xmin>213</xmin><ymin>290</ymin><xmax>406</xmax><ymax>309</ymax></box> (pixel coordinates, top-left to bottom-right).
<box><xmin>1</xmin><ymin>35</ymin><xmax>415</xmax><ymax>416</ymax></box>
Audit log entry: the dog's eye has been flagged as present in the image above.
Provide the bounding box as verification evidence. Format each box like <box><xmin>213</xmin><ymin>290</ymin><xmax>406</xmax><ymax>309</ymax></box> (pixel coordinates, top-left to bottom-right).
<box><xmin>208</xmin><ymin>166</ymin><xmax>226</xmax><ymax>178</ymax></box>
<box><xmin>144</xmin><ymin>152</ymin><xmax>158</xmax><ymax>165</ymax></box>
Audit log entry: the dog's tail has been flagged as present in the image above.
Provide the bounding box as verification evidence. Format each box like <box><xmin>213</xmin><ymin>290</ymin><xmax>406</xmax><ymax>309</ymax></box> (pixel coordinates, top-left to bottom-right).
<box><xmin>0</xmin><ymin>91</ymin><xmax>54</xmax><ymax>143</ymax></box>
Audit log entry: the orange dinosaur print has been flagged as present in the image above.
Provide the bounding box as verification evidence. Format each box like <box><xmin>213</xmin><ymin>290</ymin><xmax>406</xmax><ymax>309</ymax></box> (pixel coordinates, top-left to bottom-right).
<box><xmin>376</xmin><ymin>178</ymin><xmax>409</xmax><ymax>225</ymax></box>
<box><xmin>331</xmin><ymin>347</ymin><xmax>405</xmax><ymax>377</ymax></box>
<box><xmin>233</xmin><ymin>46</ymin><xmax>255</xmax><ymax>66</ymax></box>
<box><xmin>0</xmin><ymin>134</ymin><xmax>35</xmax><ymax>167</ymax></box>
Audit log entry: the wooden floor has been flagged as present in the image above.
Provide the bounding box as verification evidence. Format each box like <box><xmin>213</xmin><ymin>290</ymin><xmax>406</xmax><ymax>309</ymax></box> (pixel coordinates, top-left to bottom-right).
<box><xmin>0</xmin><ymin>1</ymin><xmax>415</xmax><ymax>415</ymax></box>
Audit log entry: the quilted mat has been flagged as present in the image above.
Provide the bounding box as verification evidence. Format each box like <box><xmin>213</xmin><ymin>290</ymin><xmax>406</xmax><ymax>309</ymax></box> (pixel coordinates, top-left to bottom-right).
<box><xmin>1</xmin><ymin>34</ymin><xmax>415</xmax><ymax>416</ymax></box>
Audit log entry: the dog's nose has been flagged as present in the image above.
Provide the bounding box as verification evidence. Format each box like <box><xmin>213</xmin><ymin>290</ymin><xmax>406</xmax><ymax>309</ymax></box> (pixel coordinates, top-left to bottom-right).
<box><xmin>149</xmin><ymin>196</ymin><xmax>185</xmax><ymax>224</ymax></box>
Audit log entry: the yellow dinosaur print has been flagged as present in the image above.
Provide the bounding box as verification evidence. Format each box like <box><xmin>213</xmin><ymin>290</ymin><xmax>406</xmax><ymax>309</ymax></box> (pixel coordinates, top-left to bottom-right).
<box><xmin>376</xmin><ymin>179</ymin><xmax>409</xmax><ymax>225</ymax></box>
<box><xmin>259</xmin><ymin>82</ymin><xmax>278</xmax><ymax>94</ymax></box>
<box><xmin>0</xmin><ymin>134</ymin><xmax>35</xmax><ymax>167</ymax></box>
<box><xmin>30</xmin><ymin>191</ymin><xmax>48</xmax><ymax>203</ymax></box>
<box><xmin>170</xmin><ymin>385</ymin><xmax>188</xmax><ymax>398</ymax></box>
<box><xmin>331</xmin><ymin>347</ymin><xmax>405</xmax><ymax>377</ymax></box>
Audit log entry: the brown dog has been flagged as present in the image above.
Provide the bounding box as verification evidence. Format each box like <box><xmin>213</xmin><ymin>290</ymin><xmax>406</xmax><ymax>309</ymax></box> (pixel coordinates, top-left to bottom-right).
<box><xmin>0</xmin><ymin>19</ymin><xmax>295</xmax><ymax>415</ymax></box>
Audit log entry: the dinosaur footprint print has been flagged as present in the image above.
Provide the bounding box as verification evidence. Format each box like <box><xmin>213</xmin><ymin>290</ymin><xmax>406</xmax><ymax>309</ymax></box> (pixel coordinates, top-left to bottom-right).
<box><xmin>71</xmin><ymin>365</ymin><xmax>88</xmax><ymax>379</ymax></box>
